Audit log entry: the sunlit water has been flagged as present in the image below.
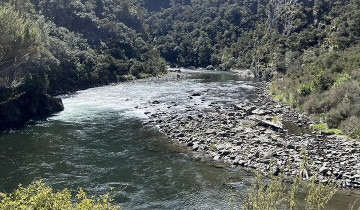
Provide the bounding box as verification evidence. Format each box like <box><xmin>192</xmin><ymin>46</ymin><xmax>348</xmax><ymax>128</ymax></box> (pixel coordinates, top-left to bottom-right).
<box><xmin>0</xmin><ymin>70</ymin><xmax>358</xmax><ymax>209</ymax></box>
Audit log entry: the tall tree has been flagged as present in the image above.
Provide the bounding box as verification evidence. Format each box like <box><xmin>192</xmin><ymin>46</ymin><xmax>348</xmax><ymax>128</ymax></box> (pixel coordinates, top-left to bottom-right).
<box><xmin>0</xmin><ymin>4</ymin><xmax>42</xmax><ymax>87</ymax></box>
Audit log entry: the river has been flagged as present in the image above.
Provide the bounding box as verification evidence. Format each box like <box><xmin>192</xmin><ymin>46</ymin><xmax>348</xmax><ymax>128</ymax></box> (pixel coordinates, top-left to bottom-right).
<box><xmin>0</xmin><ymin>70</ymin><xmax>358</xmax><ymax>209</ymax></box>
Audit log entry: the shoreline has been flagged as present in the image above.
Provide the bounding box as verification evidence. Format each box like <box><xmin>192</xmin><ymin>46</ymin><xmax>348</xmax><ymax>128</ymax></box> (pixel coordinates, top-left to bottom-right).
<box><xmin>144</xmin><ymin>71</ymin><xmax>360</xmax><ymax>189</ymax></box>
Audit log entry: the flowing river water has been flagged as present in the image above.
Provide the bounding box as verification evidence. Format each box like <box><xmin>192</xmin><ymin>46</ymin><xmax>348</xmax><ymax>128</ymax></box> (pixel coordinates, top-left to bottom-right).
<box><xmin>0</xmin><ymin>70</ymin><xmax>359</xmax><ymax>209</ymax></box>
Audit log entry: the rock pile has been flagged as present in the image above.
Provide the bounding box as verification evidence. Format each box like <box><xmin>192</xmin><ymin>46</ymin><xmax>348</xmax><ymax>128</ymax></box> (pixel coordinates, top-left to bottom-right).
<box><xmin>144</xmin><ymin>83</ymin><xmax>360</xmax><ymax>188</ymax></box>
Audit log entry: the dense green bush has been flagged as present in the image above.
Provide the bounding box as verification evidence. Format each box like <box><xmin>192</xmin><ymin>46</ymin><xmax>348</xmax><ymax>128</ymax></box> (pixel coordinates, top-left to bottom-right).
<box><xmin>297</xmin><ymin>83</ymin><xmax>313</xmax><ymax>96</ymax></box>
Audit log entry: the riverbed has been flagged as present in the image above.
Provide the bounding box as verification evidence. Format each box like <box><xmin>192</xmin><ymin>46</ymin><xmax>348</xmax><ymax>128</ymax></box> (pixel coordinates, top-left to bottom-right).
<box><xmin>0</xmin><ymin>70</ymin><xmax>359</xmax><ymax>209</ymax></box>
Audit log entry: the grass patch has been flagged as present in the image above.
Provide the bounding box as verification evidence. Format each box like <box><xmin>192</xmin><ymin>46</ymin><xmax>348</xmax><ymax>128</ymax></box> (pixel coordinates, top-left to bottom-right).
<box><xmin>310</xmin><ymin>123</ymin><xmax>342</xmax><ymax>135</ymax></box>
<box><xmin>271</xmin><ymin>116</ymin><xmax>280</xmax><ymax>123</ymax></box>
<box><xmin>209</xmin><ymin>145</ymin><xmax>217</xmax><ymax>150</ymax></box>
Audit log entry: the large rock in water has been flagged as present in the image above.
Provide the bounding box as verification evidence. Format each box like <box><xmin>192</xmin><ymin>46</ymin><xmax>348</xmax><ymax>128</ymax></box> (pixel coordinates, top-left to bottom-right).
<box><xmin>0</xmin><ymin>92</ymin><xmax>64</xmax><ymax>130</ymax></box>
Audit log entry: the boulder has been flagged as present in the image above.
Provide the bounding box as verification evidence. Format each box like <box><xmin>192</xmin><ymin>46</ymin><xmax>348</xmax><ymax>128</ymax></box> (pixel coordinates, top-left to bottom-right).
<box><xmin>204</xmin><ymin>129</ymin><xmax>217</xmax><ymax>135</ymax></box>
<box><xmin>0</xmin><ymin>92</ymin><xmax>64</xmax><ymax>130</ymax></box>
<box><xmin>234</xmin><ymin>103</ymin><xmax>257</xmax><ymax>114</ymax></box>
<box><xmin>206</xmin><ymin>65</ymin><xmax>215</xmax><ymax>70</ymax></box>
<box><xmin>251</xmin><ymin>115</ymin><xmax>283</xmax><ymax>131</ymax></box>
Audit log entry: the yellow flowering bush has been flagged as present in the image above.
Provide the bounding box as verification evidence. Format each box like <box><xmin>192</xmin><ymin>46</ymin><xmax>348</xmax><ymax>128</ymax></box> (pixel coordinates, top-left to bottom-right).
<box><xmin>0</xmin><ymin>181</ymin><xmax>120</xmax><ymax>210</ymax></box>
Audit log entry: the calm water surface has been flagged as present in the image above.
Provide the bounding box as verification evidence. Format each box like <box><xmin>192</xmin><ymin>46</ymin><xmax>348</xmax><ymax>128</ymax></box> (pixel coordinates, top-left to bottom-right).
<box><xmin>0</xmin><ymin>70</ymin><xmax>358</xmax><ymax>209</ymax></box>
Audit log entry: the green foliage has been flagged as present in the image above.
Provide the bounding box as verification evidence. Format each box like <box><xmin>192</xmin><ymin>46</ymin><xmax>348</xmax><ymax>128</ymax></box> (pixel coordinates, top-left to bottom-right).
<box><xmin>0</xmin><ymin>4</ymin><xmax>42</xmax><ymax>87</ymax></box>
<box><xmin>0</xmin><ymin>0</ymin><xmax>167</xmax><ymax>97</ymax></box>
<box><xmin>0</xmin><ymin>181</ymin><xmax>120</xmax><ymax>210</ymax></box>
<box><xmin>209</xmin><ymin>145</ymin><xmax>217</xmax><ymax>151</ymax></box>
<box><xmin>305</xmin><ymin>178</ymin><xmax>337</xmax><ymax>210</ymax></box>
<box><xmin>271</xmin><ymin>116</ymin><xmax>279</xmax><ymax>123</ymax></box>
<box><xmin>297</xmin><ymin>83</ymin><xmax>313</xmax><ymax>96</ymax></box>
<box><xmin>310</xmin><ymin>123</ymin><xmax>342</xmax><ymax>135</ymax></box>
<box><xmin>332</xmin><ymin>74</ymin><xmax>351</xmax><ymax>88</ymax></box>
<box><xmin>275</xmin><ymin>43</ymin><xmax>360</xmax><ymax>136</ymax></box>
<box><xmin>20</xmin><ymin>72</ymin><xmax>49</xmax><ymax>94</ymax></box>
<box><xmin>310</xmin><ymin>123</ymin><xmax>327</xmax><ymax>131</ymax></box>
<box><xmin>271</xmin><ymin>86</ymin><xmax>295</xmax><ymax>106</ymax></box>
<box><xmin>243</xmin><ymin>173</ymin><xmax>337</xmax><ymax>210</ymax></box>
<box><xmin>137</xmin><ymin>73</ymin><xmax>153</xmax><ymax>79</ymax></box>
<box><xmin>243</xmin><ymin>173</ymin><xmax>286</xmax><ymax>210</ymax></box>
<box><xmin>144</xmin><ymin>0</ymin><xmax>268</xmax><ymax>69</ymax></box>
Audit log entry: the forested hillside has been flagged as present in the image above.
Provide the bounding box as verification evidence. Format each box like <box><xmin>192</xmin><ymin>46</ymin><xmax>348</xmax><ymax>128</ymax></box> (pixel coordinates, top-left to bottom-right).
<box><xmin>143</xmin><ymin>0</ymin><xmax>267</xmax><ymax>69</ymax></box>
<box><xmin>143</xmin><ymin>0</ymin><xmax>359</xmax><ymax>71</ymax></box>
<box><xmin>0</xmin><ymin>0</ymin><xmax>166</xmax><ymax>97</ymax></box>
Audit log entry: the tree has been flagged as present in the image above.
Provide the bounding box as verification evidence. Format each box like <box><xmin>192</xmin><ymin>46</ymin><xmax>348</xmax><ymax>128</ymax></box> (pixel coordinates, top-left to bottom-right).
<box><xmin>0</xmin><ymin>4</ymin><xmax>42</xmax><ymax>87</ymax></box>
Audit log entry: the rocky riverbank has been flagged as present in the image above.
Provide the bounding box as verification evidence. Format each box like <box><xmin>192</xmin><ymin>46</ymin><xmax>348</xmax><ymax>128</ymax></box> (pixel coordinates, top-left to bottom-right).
<box><xmin>143</xmin><ymin>74</ymin><xmax>360</xmax><ymax>189</ymax></box>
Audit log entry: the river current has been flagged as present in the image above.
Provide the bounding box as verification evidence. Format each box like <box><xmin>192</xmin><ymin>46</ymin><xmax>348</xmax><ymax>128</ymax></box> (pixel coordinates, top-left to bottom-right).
<box><xmin>0</xmin><ymin>70</ymin><xmax>358</xmax><ymax>209</ymax></box>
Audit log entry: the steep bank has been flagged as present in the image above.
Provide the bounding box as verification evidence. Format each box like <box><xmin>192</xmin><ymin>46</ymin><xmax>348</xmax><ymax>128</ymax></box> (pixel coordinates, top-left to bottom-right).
<box><xmin>0</xmin><ymin>92</ymin><xmax>63</xmax><ymax>130</ymax></box>
<box><xmin>144</xmin><ymin>72</ymin><xmax>360</xmax><ymax>189</ymax></box>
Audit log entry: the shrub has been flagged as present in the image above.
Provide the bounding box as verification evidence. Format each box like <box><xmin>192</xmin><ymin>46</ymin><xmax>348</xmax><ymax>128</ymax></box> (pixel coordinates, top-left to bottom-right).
<box><xmin>137</xmin><ymin>73</ymin><xmax>153</xmax><ymax>79</ymax></box>
<box><xmin>242</xmin><ymin>173</ymin><xmax>286</xmax><ymax>210</ymax></box>
<box><xmin>243</xmin><ymin>169</ymin><xmax>337</xmax><ymax>210</ymax></box>
<box><xmin>305</xmin><ymin>178</ymin><xmax>337</xmax><ymax>210</ymax></box>
<box><xmin>340</xmin><ymin>116</ymin><xmax>360</xmax><ymax>139</ymax></box>
<box><xmin>305</xmin><ymin>81</ymin><xmax>360</xmax><ymax>114</ymax></box>
<box><xmin>304</xmin><ymin>94</ymin><xmax>323</xmax><ymax>114</ymax></box>
<box><xmin>326</xmin><ymin>109</ymin><xmax>345</xmax><ymax>129</ymax></box>
<box><xmin>332</xmin><ymin>74</ymin><xmax>351</xmax><ymax>88</ymax></box>
<box><xmin>333</xmin><ymin>81</ymin><xmax>360</xmax><ymax>103</ymax></box>
<box><xmin>326</xmin><ymin>103</ymin><xmax>351</xmax><ymax>128</ymax></box>
<box><xmin>312</xmin><ymin>71</ymin><xmax>334</xmax><ymax>91</ymax></box>
<box><xmin>297</xmin><ymin>83</ymin><xmax>312</xmax><ymax>96</ymax></box>
<box><xmin>0</xmin><ymin>181</ymin><xmax>120</xmax><ymax>210</ymax></box>
<box><xmin>210</xmin><ymin>145</ymin><xmax>217</xmax><ymax>150</ymax></box>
